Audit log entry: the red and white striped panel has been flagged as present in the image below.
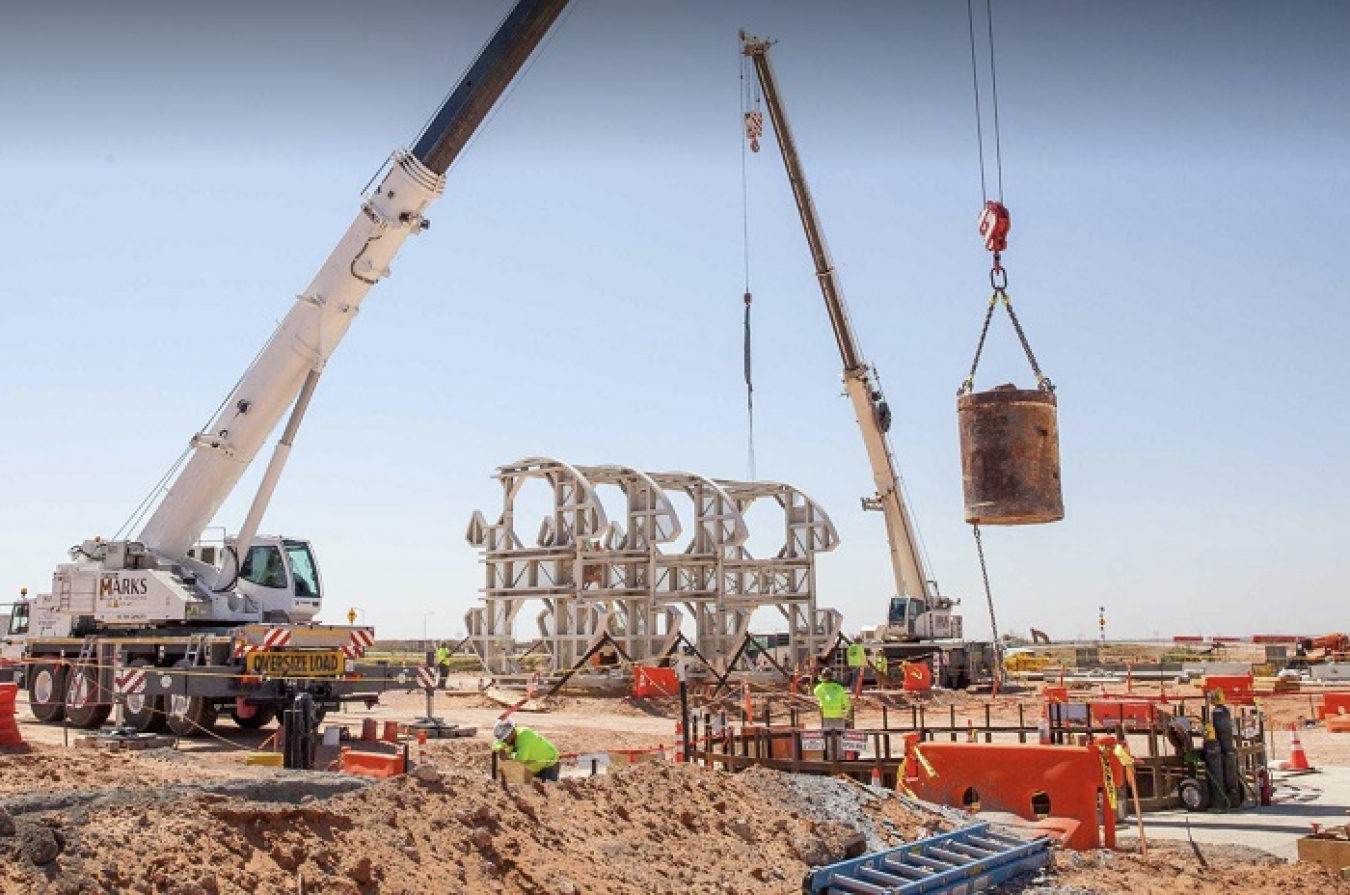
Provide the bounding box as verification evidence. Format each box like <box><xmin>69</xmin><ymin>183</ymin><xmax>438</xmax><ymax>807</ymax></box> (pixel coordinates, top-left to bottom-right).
<box><xmin>114</xmin><ymin>668</ymin><xmax>147</xmax><ymax>696</ymax></box>
<box><xmin>262</xmin><ymin>628</ymin><xmax>293</xmax><ymax>649</ymax></box>
<box><xmin>416</xmin><ymin>666</ymin><xmax>438</xmax><ymax>690</ymax></box>
<box><xmin>233</xmin><ymin>643</ymin><xmax>263</xmax><ymax>660</ymax></box>
<box><xmin>342</xmin><ymin>628</ymin><xmax>375</xmax><ymax>659</ymax></box>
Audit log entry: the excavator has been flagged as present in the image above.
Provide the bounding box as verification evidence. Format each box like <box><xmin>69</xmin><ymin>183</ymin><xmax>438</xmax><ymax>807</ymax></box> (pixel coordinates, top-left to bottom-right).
<box><xmin>740</xmin><ymin>33</ymin><xmax>995</xmax><ymax>687</ymax></box>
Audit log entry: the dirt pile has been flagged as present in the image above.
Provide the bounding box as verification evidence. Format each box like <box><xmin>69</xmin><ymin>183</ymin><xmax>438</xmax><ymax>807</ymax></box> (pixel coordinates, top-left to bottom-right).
<box><xmin>0</xmin><ymin>749</ymin><xmax>938</xmax><ymax>895</ymax></box>
<box><xmin>1042</xmin><ymin>838</ymin><xmax>1350</xmax><ymax>895</ymax></box>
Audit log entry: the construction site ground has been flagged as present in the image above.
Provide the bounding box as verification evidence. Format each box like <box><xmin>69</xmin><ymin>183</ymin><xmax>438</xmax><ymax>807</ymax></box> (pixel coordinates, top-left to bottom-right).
<box><xmin>3</xmin><ymin>675</ymin><xmax>1350</xmax><ymax>894</ymax></box>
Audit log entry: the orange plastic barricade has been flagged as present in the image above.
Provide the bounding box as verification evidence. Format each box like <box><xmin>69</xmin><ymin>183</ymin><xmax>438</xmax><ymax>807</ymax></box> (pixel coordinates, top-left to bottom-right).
<box><xmin>1317</xmin><ymin>692</ymin><xmax>1350</xmax><ymax>722</ymax></box>
<box><xmin>632</xmin><ymin>666</ymin><xmax>679</xmax><ymax>698</ymax></box>
<box><xmin>1042</xmin><ymin>685</ymin><xmax>1069</xmax><ymax>703</ymax></box>
<box><xmin>340</xmin><ymin>747</ymin><xmax>406</xmax><ymax>779</ymax></box>
<box><xmin>1089</xmin><ymin>701</ymin><xmax>1155</xmax><ymax>730</ymax></box>
<box><xmin>902</xmin><ymin>737</ymin><xmax>1124</xmax><ymax>851</ymax></box>
<box><xmin>0</xmin><ymin>683</ymin><xmax>23</xmax><ymax>748</ymax></box>
<box><xmin>1202</xmin><ymin>674</ymin><xmax>1255</xmax><ymax>705</ymax></box>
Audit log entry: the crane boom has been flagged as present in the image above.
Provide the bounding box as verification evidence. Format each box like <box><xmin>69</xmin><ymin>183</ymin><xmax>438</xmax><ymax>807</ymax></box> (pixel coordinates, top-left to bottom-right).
<box><xmin>137</xmin><ymin>0</ymin><xmax>570</xmax><ymax>563</ymax></box>
<box><xmin>741</xmin><ymin>33</ymin><xmax>933</xmax><ymax>606</ymax></box>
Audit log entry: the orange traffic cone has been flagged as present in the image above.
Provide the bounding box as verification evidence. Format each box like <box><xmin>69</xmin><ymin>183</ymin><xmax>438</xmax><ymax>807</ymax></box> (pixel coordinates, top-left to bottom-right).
<box><xmin>674</xmin><ymin>721</ymin><xmax>685</xmax><ymax>763</ymax></box>
<box><xmin>1290</xmin><ymin>724</ymin><xmax>1312</xmax><ymax>771</ymax></box>
<box><xmin>870</xmin><ymin>765</ymin><xmax>883</xmax><ymax>788</ymax></box>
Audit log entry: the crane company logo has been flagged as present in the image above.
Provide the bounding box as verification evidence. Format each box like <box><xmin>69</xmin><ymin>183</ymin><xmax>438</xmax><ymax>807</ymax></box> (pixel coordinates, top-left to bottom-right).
<box><xmin>98</xmin><ymin>574</ymin><xmax>149</xmax><ymax>607</ymax></box>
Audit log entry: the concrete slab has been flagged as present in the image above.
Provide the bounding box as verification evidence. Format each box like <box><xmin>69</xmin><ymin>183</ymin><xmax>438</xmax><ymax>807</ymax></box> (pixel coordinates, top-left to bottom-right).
<box><xmin>1137</xmin><ymin>767</ymin><xmax>1350</xmax><ymax>860</ymax></box>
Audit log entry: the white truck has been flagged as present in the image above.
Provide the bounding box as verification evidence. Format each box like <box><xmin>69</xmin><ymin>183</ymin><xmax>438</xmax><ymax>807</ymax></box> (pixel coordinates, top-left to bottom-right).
<box><xmin>741</xmin><ymin>33</ymin><xmax>993</xmax><ymax>687</ymax></box>
<box><xmin>5</xmin><ymin>0</ymin><xmax>571</xmax><ymax>733</ymax></box>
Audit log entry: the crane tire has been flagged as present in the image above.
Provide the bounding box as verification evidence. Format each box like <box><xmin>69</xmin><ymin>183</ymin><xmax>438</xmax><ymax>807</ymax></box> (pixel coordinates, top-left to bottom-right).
<box><xmin>1179</xmin><ymin>776</ymin><xmax>1210</xmax><ymax>812</ymax></box>
<box><xmin>166</xmin><ymin>660</ymin><xmax>218</xmax><ymax>737</ymax></box>
<box><xmin>27</xmin><ymin>662</ymin><xmax>67</xmax><ymax>723</ymax></box>
<box><xmin>64</xmin><ymin>662</ymin><xmax>112</xmax><ymax>729</ymax></box>
<box><xmin>231</xmin><ymin>705</ymin><xmax>277</xmax><ymax>730</ymax></box>
<box><xmin>122</xmin><ymin>659</ymin><xmax>167</xmax><ymax>733</ymax></box>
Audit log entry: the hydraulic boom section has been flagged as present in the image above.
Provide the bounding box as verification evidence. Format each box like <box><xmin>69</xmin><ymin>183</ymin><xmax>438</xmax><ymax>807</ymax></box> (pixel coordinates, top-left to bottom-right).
<box><xmin>137</xmin><ymin>0</ymin><xmax>570</xmax><ymax>576</ymax></box>
<box><xmin>741</xmin><ymin>32</ymin><xmax>957</xmax><ymax>640</ymax></box>
<box><xmin>72</xmin><ymin>0</ymin><xmax>572</xmax><ymax>627</ymax></box>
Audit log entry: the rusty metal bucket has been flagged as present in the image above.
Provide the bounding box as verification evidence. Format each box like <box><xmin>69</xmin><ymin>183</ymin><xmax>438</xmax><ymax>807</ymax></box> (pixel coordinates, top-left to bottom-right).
<box><xmin>958</xmin><ymin>385</ymin><xmax>1063</xmax><ymax>525</ymax></box>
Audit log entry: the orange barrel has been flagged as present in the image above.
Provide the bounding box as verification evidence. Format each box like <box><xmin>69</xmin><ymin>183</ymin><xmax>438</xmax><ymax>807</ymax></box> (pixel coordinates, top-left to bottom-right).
<box><xmin>381</xmin><ymin>720</ymin><xmax>401</xmax><ymax>743</ymax></box>
<box><xmin>0</xmin><ymin>683</ymin><xmax>20</xmax><ymax>748</ymax></box>
<box><xmin>958</xmin><ymin>385</ymin><xmax>1063</xmax><ymax>525</ymax></box>
<box><xmin>361</xmin><ymin>718</ymin><xmax>378</xmax><ymax>742</ymax></box>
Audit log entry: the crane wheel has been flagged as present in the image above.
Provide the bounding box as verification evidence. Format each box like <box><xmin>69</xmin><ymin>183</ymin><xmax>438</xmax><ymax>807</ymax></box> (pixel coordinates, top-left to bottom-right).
<box><xmin>166</xmin><ymin>660</ymin><xmax>218</xmax><ymax>737</ymax></box>
<box><xmin>27</xmin><ymin>662</ymin><xmax>67</xmax><ymax>723</ymax></box>
<box><xmin>231</xmin><ymin>705</ymin><xmax>277</xmax><ymax>730</ymax></box>
<box><xmin>1178</xmin><ymin>777</ymin><xmax>1210</xmax><ymax>812</ymax></box>
<box><xmin>122</xmin><ymin>659</ymin><xmax>167</xmax><ymax>733</ymax></box>
<box><xmin>64</xmin><ymin>662</ymin><xmax>112</xmax><ymax>729</ymax></box>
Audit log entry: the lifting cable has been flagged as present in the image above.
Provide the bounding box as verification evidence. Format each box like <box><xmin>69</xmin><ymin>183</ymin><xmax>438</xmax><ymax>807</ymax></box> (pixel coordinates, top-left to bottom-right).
<box><xmin>958</xmin><ymin>0</ymin><xmax>1053</xmax><ymax>399</ymax></box>
<box><xmin>963</xmin><ymin>0</ymin><xmax>1025</xmax><ymax>682</ymax></box>
<box><xmin>741</xmin><ymin>51</ymin><xmax>765</xmax><ymax>481</ymax></box>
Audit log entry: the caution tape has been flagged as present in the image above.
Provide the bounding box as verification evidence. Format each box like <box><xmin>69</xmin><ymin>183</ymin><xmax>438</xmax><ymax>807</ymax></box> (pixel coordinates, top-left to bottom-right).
<box><xmin>1097</xmin><ymin>745</ymin><xmax>1118</xmax><ymax>810</ymax></box>
<box><xmin>910</xmin><ymin>742</ymin><xmax>938</xmax><ymax>779</ymax></box>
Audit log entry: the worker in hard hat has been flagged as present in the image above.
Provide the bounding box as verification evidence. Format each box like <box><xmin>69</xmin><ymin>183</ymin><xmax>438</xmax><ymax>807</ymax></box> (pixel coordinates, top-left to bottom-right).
<box><xmin>813</xmin><ymin>667</ymin><xmax>852</xmax><ymax>759</ymax></box>
<box><xmin>492</xmin><ymin>717</ymin><xmax>561</xmax><ymax>781</ymax></box>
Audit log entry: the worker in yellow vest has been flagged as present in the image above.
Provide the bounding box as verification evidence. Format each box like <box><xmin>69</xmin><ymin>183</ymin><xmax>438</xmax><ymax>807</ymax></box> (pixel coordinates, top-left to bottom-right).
<box><xmin>493</xmin><ymin>717</ymin><xmax>561</xmax><ymax>781</ymax></box>
<box><xmin>813</xmin><ymin>667</ymin><xmax>852</xmax><ymax>759</ymax></box>
<box><xmin>871</xmin><ymin>649</ymin><xmax>889</xmax><ymax>687</ymax></box>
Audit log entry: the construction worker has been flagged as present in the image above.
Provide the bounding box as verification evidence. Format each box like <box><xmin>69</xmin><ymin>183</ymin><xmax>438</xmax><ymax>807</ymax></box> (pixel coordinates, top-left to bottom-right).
<box><xmin>434</xmin><ymin>642</ymin><xmax>452</xmax><ymax>689</ymax></box>
<box><xmin>871</xmin><ymin>649</ymin><xmax>889</xmax><ymax>687</ymax></box>
<box><xmin>492</xmin><ymin>718</ymin><xmax>561</xmax><ymax>781</ymax></box>
<box><xmin>813</xmin><ymin>667</ymin><xmax>851</xmax><ymax>759</ymax></box>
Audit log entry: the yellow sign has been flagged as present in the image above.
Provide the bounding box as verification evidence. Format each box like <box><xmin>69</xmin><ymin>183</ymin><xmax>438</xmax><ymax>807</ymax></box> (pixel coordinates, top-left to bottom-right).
<box><xmin>245</xmin><ymin>651</ymin><xmax>343</xmax><ymax>678</ymax></box>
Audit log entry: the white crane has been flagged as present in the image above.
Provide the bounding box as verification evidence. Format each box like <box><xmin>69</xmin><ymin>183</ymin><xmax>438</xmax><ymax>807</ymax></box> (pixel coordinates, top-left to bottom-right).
<box><xmin>741</xmin><ymin>32</ymin><xmax>960</xmax><ymax>642</ymax></box>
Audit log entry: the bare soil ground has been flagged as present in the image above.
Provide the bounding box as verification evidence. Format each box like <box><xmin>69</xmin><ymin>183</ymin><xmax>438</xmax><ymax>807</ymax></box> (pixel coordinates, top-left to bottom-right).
<box><xmin>2</xmin><ymin>678</ymin><xmax>1349</xmax><ymax>894</ymax></box>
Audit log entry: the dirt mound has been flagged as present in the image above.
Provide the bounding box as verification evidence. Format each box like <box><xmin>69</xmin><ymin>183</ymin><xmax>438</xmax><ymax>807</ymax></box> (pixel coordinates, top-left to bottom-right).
<box><xmin>0</xmin><ymin>749</ymin><xmax>938</xmax><ymax>895</ymax></box>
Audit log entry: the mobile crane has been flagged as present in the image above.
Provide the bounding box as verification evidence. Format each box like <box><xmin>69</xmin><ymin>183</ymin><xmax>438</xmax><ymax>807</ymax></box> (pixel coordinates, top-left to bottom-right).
<box><xmin>741</xmin><ymin>33</ymin><xmax>993</xmax><ymax>687</ymax></box>
<box><xmin>4</xmin><ymin>0</ymin><xmax>572</xmax><ymax>734</ymax></box>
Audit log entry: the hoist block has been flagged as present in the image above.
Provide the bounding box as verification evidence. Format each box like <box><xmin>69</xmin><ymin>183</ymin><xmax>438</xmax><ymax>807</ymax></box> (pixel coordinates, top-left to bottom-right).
<box><xmin>958</xmin><ymin>385</ymin><xmax>1063</xmax><ymax>525</ymax></box>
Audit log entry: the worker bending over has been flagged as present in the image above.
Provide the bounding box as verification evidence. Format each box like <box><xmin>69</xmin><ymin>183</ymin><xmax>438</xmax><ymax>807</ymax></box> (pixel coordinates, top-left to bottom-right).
<box><xmin>492</xmin><ymin>718</ymin><xmax>561</xmax><ymax>782</ymax></box>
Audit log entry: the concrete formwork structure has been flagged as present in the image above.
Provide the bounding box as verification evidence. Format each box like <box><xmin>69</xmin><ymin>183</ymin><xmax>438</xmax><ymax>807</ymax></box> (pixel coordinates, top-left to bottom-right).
<box><xmin>464</xmin><ymin>457</ymin><xmax>843</xmax><ymax>675</ymax></box>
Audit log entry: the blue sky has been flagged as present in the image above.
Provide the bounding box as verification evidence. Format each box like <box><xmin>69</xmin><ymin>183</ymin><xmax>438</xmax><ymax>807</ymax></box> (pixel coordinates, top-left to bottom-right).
<box><xmin>2</xmin><ymin>1</ymin><xmax>1346</xmax><ymax>641</ymax></box>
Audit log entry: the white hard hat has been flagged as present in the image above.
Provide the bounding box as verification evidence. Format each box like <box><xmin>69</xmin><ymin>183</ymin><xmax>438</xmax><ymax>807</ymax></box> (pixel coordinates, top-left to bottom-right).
<box><xmin>493</xmin><ymin>718</ymin><xmax>516</xmax><ymax>741</ymax></box>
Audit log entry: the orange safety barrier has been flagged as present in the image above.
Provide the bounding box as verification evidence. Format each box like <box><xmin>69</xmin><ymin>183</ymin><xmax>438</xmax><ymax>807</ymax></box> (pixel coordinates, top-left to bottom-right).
<box><xmin>901</xmin><ymin>734</ymin><xmax>1124</xmax><ymax>851</ymax></box>
<box><xmin>632</xmin><ymin>666</ymin><xmax>679</xmax><ymax>698</ymax></box>
<box><xmin>1202</xmin><ymin>674</ymin><xmax>1255</xmax><ymax>705</ymax></box>
<box><xmin>1089</xmin><ymin>700</ymin><xmax>1156</xmax><ymax>730</ymax></box>
<box><xmin>1042</xmin><ymin>685</ymin><xmax>1069</xmax><ymax>703</ymax></box>
<box><xmin>1327</xmin><ymin>716</ymin><xmax>1350</xmax><ymax>734</ymax></box>
<box><xmin>1316</xmin><ymin>692</ymin><xmax>1350</xmax><ymax>721</ymax></box>
<box><xmin>340</xmin><ymin>748</ymin><xmax>406</xmax><ymax>779</ymax></box>
<box><xmin>0</xmin><ymin>683</ymin><xmax>23</xmax><ymax>748</ymax></box>
<box><xmin>901</xmin><ymin>661</ymin><xmax>933</xmax><ymax>692</ymax></box>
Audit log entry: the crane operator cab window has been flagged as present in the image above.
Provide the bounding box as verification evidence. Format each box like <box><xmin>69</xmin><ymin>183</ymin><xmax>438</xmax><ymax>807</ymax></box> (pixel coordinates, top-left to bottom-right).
<box><xmin>283</xmin><ymin>541</ymin><xmax>320</xmax><ymax>600</ymax></box>
<box><xmin>240</xmin><ymin>545</ymin><xmax>288</xmax><ymax>590</ymax></box>
<box><xmin>6</xmin><ymin>603</ymin><xmax>29</xmax><ymax>637</ymax></box>
<box><xmin>888</xmin><ymin>597</ymin><xmax>927</xmax><ymax>627</ymax></box>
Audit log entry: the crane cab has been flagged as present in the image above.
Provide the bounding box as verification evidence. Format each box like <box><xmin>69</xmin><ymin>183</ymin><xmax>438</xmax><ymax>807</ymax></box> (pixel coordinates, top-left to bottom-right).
<box><xmin>884</xmin><ymin>594</ymin><xmax>963</xmax><ymax>641</ymax></box>
<box><xmin>186</xmin><ymin>535</ymin><xmax>322</xmax><ymax>623</ymax></box>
